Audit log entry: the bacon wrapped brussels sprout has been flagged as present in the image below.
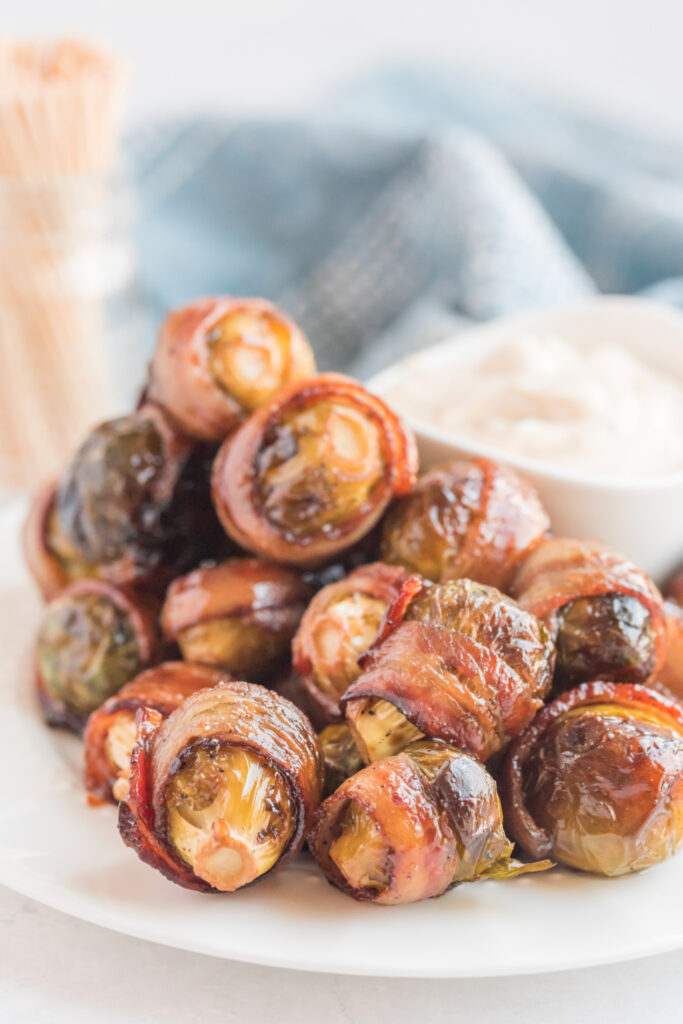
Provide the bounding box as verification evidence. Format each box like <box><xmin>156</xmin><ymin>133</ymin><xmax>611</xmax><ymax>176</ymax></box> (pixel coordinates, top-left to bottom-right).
<box><xmin>380</xmin><ymin>458</ymin><xmax>549</xmax><ymax>588</ymax></box>
<box><xmin>118</xmin><ymin>681</ymin><xmax>323</xmax><ymax>892</ymax></box>
<box><xmin>512</xmin><ymin>537</ymin><xmax>666</xmax><ymax>691</ymax></box>
<box><xmin>161</xmin><ymin>558</ymin><xmax>311</xmax><ymax>682</ymax></box>
<box><xmin>84</xmin><ymin>662</ymin><xmax>227</xmax><ymax>805</ymax></box>
<box><xmin>343</xmin><ymin>576</ymin><xmax>554</xmax><ymax>764</ymax></box>
<box><xmin>309</xmin><ymin>738</ymin><xmax>550</xmax><ymax>905</ymax></box>
<box><xmin>35</xmin><ymin>580</ymin><xmax>158</xmax><ymax>732</ymax></box>
<box><xmin>148</xmin><ymin>297</ymin><xmax>315</xmax><ymax>441</ymax></box>
<box><xmin>211</xmin><ymin>373</ymin><xmax>417</xmax><ymax>567</ymax></box>
<box><xmin>292</xmin><ymin>562</ymin><xmax>408</xmax><ymax>719</ymax></box>
<box><xmin>502</xmin><ymin>682</ymin><xmax>683</xmax><ymax>876</ymax></box>
<box><xmin>23</xmin><ymin>405</ymin><xmax>207</xmax><ymax>598</ymax></box>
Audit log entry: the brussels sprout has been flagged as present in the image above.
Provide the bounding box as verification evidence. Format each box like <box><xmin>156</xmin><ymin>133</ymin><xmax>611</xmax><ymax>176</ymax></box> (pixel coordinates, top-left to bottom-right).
<box><xmin>292</xmin><ymin>563</ymin><xmax>407</xmax><ymax>718</ymax></box>
<box><xmin>380</xmin><ymin>459</ymin><xmax>549</xmax><ymax>589</ymax></box>
<box><xmin>318</xmin><ymin>723</ymin><xmax>364</xmax><ymax>797</ymax></box>
<box><xmin>161</xmin><ymin>559</ymin><xmax>311</xmax><ymax>682</ymax></box>
<box><xmin>309</xmin><ymin>739</ymin><xmax>550</xmax><ymax>904</ymax></box>
<box><xmin>212</xmin><ymin>374</ymin><xmax>416</xmax><ymax>567</ymax></box>
<box><xmin>554</xmin><ymin>593</ymin><xmax>657</xmax><ymax>688</ymax></box>
<box><xmin>347</xmin><ymin>698</ymin><xmax>424</xmax><ymax>764</ymax></box>
<box><xmin>55</xmin><ymin>414</ymin><xmax>170</xmax><ymax>564</ymax></box>
<box><xmin>148</xmin><ymin>297</ymin><xmax>315</xmax><ymax>442</ymax></box>
<box><xmin>503</xmin><ymin>683</ymin><xmax>683</xmax><ymax>876</ymax></box>
<box><xmin>206</xmin><ymin>306</ymin><xmax>314</xmax><ymax>413</ymax></box>
<box><xmin>406</xmin><ymin>578</ymin><xmax>555</xmax><ymax>688</ymax></box>
<box><xmin>118</xmin><ymin>681</ymin><xmax>322</xmax><ymax>892</ymax></box>
<box><xmin>36</xmin><ymin>591</ymin><xmax>143</xmax><ymax>724</ymax></box>
<box><xmin>255</xmin><ymin>400</ymin><xmax>385</xmax><ymax>540</ymax></box>
<box><xmin>166</xmin><ymin>745</ymin><xmax>295</xmax><ymax>892</ymax></box>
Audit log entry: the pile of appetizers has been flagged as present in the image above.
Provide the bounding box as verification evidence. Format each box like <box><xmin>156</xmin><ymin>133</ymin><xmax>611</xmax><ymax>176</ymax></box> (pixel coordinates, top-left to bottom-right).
<box><xmin>23</xmin><ymin>296</ymin><xmax>683</xmax><ymax>905</ymax></box>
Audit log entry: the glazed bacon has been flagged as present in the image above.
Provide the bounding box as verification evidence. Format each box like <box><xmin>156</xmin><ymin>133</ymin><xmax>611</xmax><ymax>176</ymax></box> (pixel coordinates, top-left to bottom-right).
<box><xmin>501</xmin><ymin>682</ymin><xmax>683</xmax><ymax>876</ymax></box>
<box><xmin>84</xmin><ymin>662</ymin><xmax>226</xmax><ymax>805</ymax></box>
<box><xmin>342</xmin><ymin>577</ymin><xmax>554</xmax><ymax>763</ymax></box>
<box><xmin>511</xmin><ymin>537</ymin><xmax>667</xmax><ymax>688</ymax></box>
<box><xmin>35</xmin><ymin>579</ymin><xmax>159</xmax><ymax>733</ymax></box>
<box><xmin>380</xmin><ymin>458</ymin><xmax>550</xmax><ymax>589</ymax></box>
<box><xmin>211</xmin><ymin>373</ymin><xmax>418</xmax><ymax>567</ymax></box>
<box><xmin>147</xmin><ymin>297</ymin><xmax>315</xmax><ymax>442</ymax></box>
<box><xmin>292</xmin><ymin>562</ymin><xmax>408</xmax><ymax>719</ymax></box>
<box><xmin>118</xmin><ymin>681</ymin><xmax>323</xmax><ymax>892</ymax></box>
<box><xmin>161</xmin><ymin>558</ymin><xmax>311</xmax><ymax>681</ymax></box>
<box><xmin>308</xmin><ymin>739</ymin><xmax>549</xmax><ymax>905</ymax></box>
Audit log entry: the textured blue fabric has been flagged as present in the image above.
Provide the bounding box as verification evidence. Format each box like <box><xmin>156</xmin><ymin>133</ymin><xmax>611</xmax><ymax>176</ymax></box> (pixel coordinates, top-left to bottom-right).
<box><xmin>126</xmin><ymin>67</ymin><xmax>683</xmax><ymax>377</ymax></box>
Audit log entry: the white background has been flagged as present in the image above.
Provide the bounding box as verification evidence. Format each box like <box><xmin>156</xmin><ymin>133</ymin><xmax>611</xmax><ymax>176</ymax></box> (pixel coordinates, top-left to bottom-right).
<box><xmin>4</xmin><ymin>0</ymin><xmax>683</xmax><ymax>136</ymax></box>
<box><xmin>3</xmin><ymin>2</ymin><xmax>683</xmax><ymax>1021</ymax></box>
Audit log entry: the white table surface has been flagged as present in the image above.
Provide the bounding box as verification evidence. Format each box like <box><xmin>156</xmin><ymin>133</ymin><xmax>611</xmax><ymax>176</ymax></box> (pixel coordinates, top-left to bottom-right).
<box><xmin>1</xmin><ymin>882</ymin><xmax>682</xmax><ymax>1023</ymax></box>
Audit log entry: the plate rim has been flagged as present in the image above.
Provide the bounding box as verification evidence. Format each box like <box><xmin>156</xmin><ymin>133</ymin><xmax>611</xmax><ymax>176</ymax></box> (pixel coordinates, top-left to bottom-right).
<box><xmin>4</xmin><ymin>496</ymin><xmax>683</xmax><ymax>978</ymax></box>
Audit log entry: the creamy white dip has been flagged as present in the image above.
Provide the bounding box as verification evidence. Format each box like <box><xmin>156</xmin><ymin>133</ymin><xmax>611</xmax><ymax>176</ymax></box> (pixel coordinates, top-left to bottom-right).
<box><xmin>383</xmin><ymin>333</ymin><xmax>683</xmax><ymax>478</ymax></box>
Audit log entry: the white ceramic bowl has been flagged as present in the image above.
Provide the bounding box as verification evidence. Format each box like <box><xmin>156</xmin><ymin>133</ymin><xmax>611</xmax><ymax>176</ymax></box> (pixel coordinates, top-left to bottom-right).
<box><xmin>368</xmin><ymin>296</ymin><xmax>683</xmax><ymax>584</ymax></box>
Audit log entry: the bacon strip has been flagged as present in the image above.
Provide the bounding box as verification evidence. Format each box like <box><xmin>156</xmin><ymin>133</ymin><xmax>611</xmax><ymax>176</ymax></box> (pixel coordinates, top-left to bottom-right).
<box><xmin>162</xmin><ymin>558</ymin><xmax>310</xmax><ymax>643</ymax></box>
<box><xmin>292</xmin><ymin>562</ymin><xmax>409</xmax><ymax>718</ymax></box>
<box><xmin>84</xmin><ymin>662</ymin><xmax>227</xmax><ymax>804</ymax></box>
<box><xmin>344</xmin><ymin>622</ymin><xmax>543</xmax><ymax>762</ymax></box>
<box><xmin>211</xmin><ymin>373</ymin><xmax>418</xmax><ymax>567</ymax></box>
<box><xmin>342</xmin><ymin>577</ymin><xmax>552</xmax><ymax>762</ymax></box>
<box><xmin>118</xmin><ymin>681</ymin><xmax>323</xmax><ymax>892</ymax></box>
<box><xmin>501</xmin><ymin>681</ymin><xmax>683</xmax><ymax>860</ymax></box>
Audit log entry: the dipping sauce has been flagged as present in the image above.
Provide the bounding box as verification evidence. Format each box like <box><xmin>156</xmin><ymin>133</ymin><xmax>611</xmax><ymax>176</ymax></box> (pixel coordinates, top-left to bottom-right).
<box><xmin>383</xmin><ymin>333</ymin><xmax>683</xmax><ymax>478</ymax></box>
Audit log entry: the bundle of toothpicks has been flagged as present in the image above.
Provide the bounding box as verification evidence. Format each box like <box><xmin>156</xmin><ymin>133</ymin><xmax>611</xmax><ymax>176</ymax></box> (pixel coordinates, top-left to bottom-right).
<box><xmin>0</xmin><ymin>38</ymin><xmax>129</xmax><ymax>489</ymax></box>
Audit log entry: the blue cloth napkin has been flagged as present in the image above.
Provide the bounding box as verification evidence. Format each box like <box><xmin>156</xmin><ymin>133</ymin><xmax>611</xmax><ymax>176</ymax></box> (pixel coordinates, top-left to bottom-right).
<box><xmin>126</xmin><ymin>67</ymin><xmax>683</xmax><ymax>379</ymax></box>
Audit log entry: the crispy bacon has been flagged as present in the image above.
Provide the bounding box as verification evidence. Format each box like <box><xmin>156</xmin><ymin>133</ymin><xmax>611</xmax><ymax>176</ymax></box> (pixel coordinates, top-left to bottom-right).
<box><xmin>35</xmin><ymin>579</ymin><xmax>159</xmax><ymax>732</ymax></box>
<box><xmin>501</xmin><ymin>681</ymin><xmax>683</xmax><ymax>871</ymax></box>
<box><xmin>292</xmin><ymin>562</ymin><xmax>409</xmax><ymax>719</ymax></box>
<box><xmin>118</xmin><ymin>681</ymin><xmax>323</xmax><ymax>892</ymax></box>
<box><xmin>84</xmin><ymin>662</ymin><xmax>227</xmax><ymax>805</ymax></box>
<box><xmin>342</xmin><ymin>577</ymin><xmax>553</xmax><ymax>762</ymax></box>
<box><xmin>380</xmin><ymin>458</ymin><xmax>550</xmax><ymax>589</ymax></box>
<box><xmin>211</xmin><ymin>373</ymin><xmax>418</xmax><ymax>567</ymax></box>
<box><xmin>147</xmin><ymin>297</ymin><xmax>315</xmax><ymax>442</ymax></box>
<box><xmin>308</xmin><ymin>739</ymin><xmax>546</xmax><ymax>905</ymax></box>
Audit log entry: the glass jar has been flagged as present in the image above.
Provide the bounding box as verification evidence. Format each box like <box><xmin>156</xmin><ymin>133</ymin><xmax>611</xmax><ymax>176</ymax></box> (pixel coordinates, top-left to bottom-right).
<box><xmin>0</xmin><ymin>170</ymin><xmax>153</xmax><ymax>491</ymax></box>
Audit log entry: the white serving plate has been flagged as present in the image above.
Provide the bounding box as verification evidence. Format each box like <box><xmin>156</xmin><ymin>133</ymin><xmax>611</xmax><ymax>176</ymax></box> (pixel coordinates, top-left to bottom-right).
<box><xmin>2</xmin><ymin>500</ymin><xmax>683</xmax><ymax>976</ymax></box>
<box><xmin>369</xmin><ymin>296</ymin><xmax>683</xmax><ymax>584</ymax></box>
